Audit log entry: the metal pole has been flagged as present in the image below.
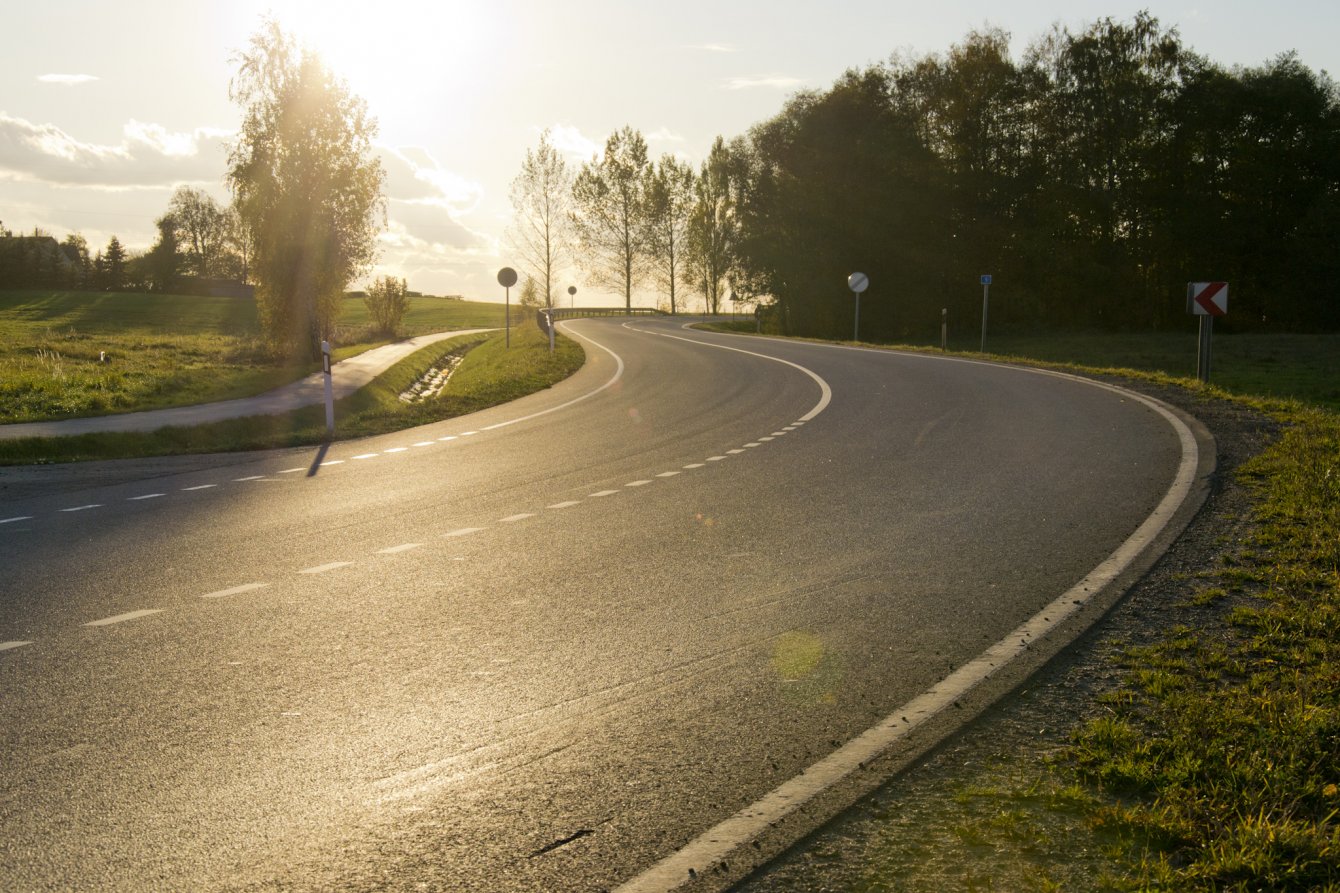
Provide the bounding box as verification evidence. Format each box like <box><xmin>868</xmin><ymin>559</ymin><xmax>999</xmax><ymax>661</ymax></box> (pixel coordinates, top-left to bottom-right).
<box><xmin>321</xmin><ymin>339</ymin><xmax>334</xmax><ymax>435</ymax></box>
<box><xmin>1197</xmin><ymin>316</ymin><xmax>1213</xmax><ymax>382</ymax></box>
<box><xmin>980</xmin><ymin>283</ymin><xmax>989</xmax><ymax>353</ymax></box>
<box><xmin>854</xmin><ymin>292</ymin><xmax>861</xmax><ymax>342</ymax></box>
<box><xmin>941</xmin><ymin>308</ymin><xmax>948</xmax><ymax>351</ymax></box>
<box><xmin>505</xmin><ymin>287</ymin><xmax>511</xmax><ymax>349</ymax></box>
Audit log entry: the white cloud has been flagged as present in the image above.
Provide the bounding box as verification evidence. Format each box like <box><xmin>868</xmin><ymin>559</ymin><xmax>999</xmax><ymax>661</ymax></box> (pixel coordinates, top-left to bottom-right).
<box><xmin>723</xmin><ymin>75</ymin><xmax>805</xmax><ymax>90</ymax></box>
<box><xmin>380</xmin><ymin>145</ymin><xmax>483</xmax><ymax>213</ymax></box>
<box><xmin>0</xmin><ymin>113</ymin><xmax>230</xmax><ymax>189</ymax></box>
<box><xmin>546</xmin><ymin>124</ymin><xmax>601</xmax><ymax>161</ymax></box>
<box><xmin>36</xmin><ymin>73</ymin><xmax>99</xmax><ymax>86</ymax></box>
<box><xmin>646</xmin><ymin>127</ymin><xmax>686</xmax><ymax>143</ymax></box>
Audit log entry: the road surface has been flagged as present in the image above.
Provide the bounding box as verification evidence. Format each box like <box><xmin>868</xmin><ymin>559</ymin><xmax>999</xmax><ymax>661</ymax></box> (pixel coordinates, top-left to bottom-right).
<box><xmin>0</xmin><ymin>317</ymin><xmax>1206</xmax><ymax>891</ymax></box>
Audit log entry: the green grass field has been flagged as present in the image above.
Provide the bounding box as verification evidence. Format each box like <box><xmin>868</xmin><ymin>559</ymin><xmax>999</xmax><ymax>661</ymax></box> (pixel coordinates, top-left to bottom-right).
<box><xmin>0</xmin><ymin>290</ymin><xmax>518</xmax><ymax>424</ymax></box>
<box><xmin>0</xmin><ymin>322</ymin><xmax>582</xmax><ymax>464</ymax></box>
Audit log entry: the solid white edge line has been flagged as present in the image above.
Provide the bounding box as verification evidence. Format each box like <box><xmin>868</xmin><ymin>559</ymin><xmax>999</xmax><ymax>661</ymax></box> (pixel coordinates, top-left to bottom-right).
<box><xmin>1</xmin><ymin>516</ymin><xmax>34</xmax><ymax>524</ymax></box>
<box><xmin>83</xmin><ymin>609</ymin><xmax>163</xmax><ymax>628</ymax></box>
<box><xmin>614</xmin><ymin>362</ymin><xmax>1201</xmax><ymax>893</ymax></box>
<box><xmin>0</xmin><ymin>641</ymin><xmax>34</xmax><ymax>652</ymax></box>
<box><xmin>477</xmin><ymin>322</ymin><xmax>626</xmax><ymax>432</ymax></box>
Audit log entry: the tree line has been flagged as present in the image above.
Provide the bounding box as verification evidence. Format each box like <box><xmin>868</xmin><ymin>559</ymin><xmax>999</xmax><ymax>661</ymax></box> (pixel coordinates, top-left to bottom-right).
<box><xmin>519</xmin><ymin>14</ymin><xmax>1339</xmax><ymax>336</ymax></box>
<box><xmin>509</xmin><ymin>127</ymin><xmax>740</xmax><ymax>317</ymax></box>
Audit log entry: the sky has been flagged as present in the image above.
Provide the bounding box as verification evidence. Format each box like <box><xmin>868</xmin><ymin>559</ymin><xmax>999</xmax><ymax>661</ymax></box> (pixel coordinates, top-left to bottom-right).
<box><xmin>3</xmin><ymin>0</ymin><xmax>1337</xmax><ymax>307</ymax></box>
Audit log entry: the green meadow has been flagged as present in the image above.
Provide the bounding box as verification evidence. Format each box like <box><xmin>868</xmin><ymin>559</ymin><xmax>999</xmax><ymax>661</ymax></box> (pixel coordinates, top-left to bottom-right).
<box><xmin>0</xmin><ymin>290</ymin><xmax>518</xmax><ymax>424</ymax></box>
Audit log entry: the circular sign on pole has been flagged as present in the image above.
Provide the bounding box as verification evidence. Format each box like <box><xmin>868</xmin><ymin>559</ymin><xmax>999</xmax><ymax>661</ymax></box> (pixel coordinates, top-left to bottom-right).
<box><xmin>497</xmin><ymin>267</ymin><xmax>518</xmax><ymax>288</ymax></box>
<box><xmin>847</xmin><ymin>272</ymin><xmax>869</xmax><ymax>294</ymax></box>
<box><xmin>567</xmin><ymin>286</ymin><xmax>576</xmax><ymax>296</ymax></box>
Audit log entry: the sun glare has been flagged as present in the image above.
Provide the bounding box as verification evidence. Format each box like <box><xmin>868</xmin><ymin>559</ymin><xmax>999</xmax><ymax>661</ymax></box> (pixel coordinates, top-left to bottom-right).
<box><xmin>255</xmin><ymin>1</ymin><xmax>503</xmax><ymax>127</ymax></box>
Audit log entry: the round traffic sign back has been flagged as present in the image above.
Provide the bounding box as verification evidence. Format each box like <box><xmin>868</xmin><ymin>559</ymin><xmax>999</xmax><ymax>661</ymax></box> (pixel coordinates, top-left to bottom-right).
<box><xmin>847</xmin><ymin>272</ymin><xmax>869</xmax><ymax>294</ymax></box>
<box><xmin>497</xmin><ymin>267</ymin><xmax>518</xmax><ymax>288</ymax></box>
<box><xmin>567</xmin><ymin>286</ymin><xmax>577</xmax><ymax>295</ymax></box>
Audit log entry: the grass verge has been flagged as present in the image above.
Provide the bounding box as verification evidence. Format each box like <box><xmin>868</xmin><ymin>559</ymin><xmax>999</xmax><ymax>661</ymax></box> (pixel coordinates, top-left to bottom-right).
<box><xmin>0</xmin><ymin>323</ymin><xmax>583</xmax><ymax>465</ymax></box>
<box><xmin>0</xmin><ymin>290</ymin><xmax>521</xmax><ymax>423</ymax></box>
<box><xmin>1062</xmin><ymin>399</ymin><xmax>1339</xmax><ymax>890</ymax></box>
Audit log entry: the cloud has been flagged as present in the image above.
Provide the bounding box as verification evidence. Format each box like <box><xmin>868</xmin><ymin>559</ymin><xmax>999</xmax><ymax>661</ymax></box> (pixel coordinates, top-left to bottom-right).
<box><xmin>687</xmin><ymin>43</ymin><xmax>738</xmax><ymax>53</ymax></box>
<box><xmin>37</xmin><ymin>73</ymin><xmax>99</xmax><ymax>86</ymax></box>
<box><xmin>646</xmin><ymin>127</ymin><xmax>685</xmax><ymax>143</ymax></box>
<box><xmin>0</xmin><ymin>113</ymin><xmax>230</xmax><ymax>189</ymax></box>
<box><xmin>379</xmin><ymin>145</ymin><xmax>483</xmax><ymax>213</ymax></box>
<box><xmin>723</xmin><ymin>75</ymin><xmax>805</xmax><ymax>90</ymax></box>
<box><xmin>546</xmin><ymin>124</ymin><xmax>601</xmax><ymax>161</ymax></box>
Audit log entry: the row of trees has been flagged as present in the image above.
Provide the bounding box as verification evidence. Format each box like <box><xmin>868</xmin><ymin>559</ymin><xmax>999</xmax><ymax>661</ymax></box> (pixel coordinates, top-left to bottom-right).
<box><xmin>726</xmin><ymin>14</ymin><xmax>1340</xmax><ymax>337</ymax></box>
<box><xmin>510</xmin><ymin>127</ymin><xmax>742</xmax><ymax>315</ymax></box>
<box><xmin>0</xmin><ymin>223</ymin><xmax>152</xmax><ymax>293</ymax></box>
<box><xmin>512</xmin><ymin>14</ymin><xmax>1338</xmax><ymax>336</ymax></box>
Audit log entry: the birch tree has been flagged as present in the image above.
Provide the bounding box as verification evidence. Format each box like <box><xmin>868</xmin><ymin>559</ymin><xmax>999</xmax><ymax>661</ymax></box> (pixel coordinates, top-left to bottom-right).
<box><xmin>508</xmin><ymin>129</ymin><xmax>572</xmax><ymax>309</ymax></box>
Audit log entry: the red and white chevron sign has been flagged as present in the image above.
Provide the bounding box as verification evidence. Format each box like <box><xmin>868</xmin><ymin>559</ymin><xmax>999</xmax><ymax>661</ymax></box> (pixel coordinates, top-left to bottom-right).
<box><xmin>1187</xmin><ymin>281</ymin><xmax>1228</xmax><ymax>317</ymax></box>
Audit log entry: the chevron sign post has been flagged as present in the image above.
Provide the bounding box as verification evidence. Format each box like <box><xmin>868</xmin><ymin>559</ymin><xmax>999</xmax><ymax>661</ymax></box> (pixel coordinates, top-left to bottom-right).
<box><xmin>1187</xmin><ymin>281</ymin><xmax>1228</xmax><ymax>382</ymax></box>
<box><xmin>1187</xmin><ymin>281</ymin><xmax>1228</xmax><ymax>316</ymax></box>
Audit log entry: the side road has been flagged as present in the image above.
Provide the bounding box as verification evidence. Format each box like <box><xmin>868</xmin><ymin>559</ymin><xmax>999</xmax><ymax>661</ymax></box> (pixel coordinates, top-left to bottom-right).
<box><xmin>0</xmin><ymin>329</ymin><xmax>494</xmax><ymax>440</ymax></box>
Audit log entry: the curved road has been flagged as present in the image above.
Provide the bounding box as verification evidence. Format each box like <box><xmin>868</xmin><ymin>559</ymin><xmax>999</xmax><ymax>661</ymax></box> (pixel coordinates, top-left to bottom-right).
<box><xmin>0</xmin><ymin>318</ymin><xmax>1207</xmax><ymax>892</ymax></box>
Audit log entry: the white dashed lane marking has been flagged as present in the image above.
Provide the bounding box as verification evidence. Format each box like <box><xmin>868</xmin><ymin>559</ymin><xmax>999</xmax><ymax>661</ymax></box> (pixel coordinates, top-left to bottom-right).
<box><xmin>656</xmin><ymin>471</ymin><xmax>680</xmax><ymax>478</ymax></box>
<box><xmin>413</xmin><ymin>441</ymin><xmax>434</xmax><ymax>447</ymax></box>
<box><xmin>84</xmin><ymin>609</ymin><xmax>163</xmax><ymax>628</ymax></box>
<box><xmin>499</xmin><ymin>513</ymin><xmax>535</xmax><ymax>523</ymax></box>
<box><xmin>202</xmin><ymin>582</ymin><xmax>270</xmax><ymax>599</ymax></box>
<box><xmin>758</xmin><ymin>436</ymin><xmax>775</xmax><ymax>442</ymax></box>
<box><xmin>352</xmin><ymin>453</ymin><xmax>379</xmax><ymax>460</ymax></box>
<box><xmin>279</xmin><ymin>467</ymin><xmax>306</xmax><ymax>474</ymax></box>
<box><xmin>626</xmin><ymin>480</ymin><xmax>652</xmax><ymax>487</ymax></box>
<box><xmin>376</xmin><ymin>543</ymin><xmax>422</xmax><ymax>555</ymax></box>
<box><xmin>706</xmin><ymin>456</ymin><xmax>727</xmax><ymax>462</ymax></box>
<box><xmin>60</xmin><ymin>505</ymin><xmax>102</xmax><ymax>513</ymax></box>
<box><xmin>299</xmin><ymin>562</ymin><xmax>354</xmax><ymax>575</ymax></box>
<box><xmin>461</xmin><ymin>431</ymin><xmax>478</xmax><ymax>436</ymax></box>
<box><xmin>437</xmin><ymin>436</ymin><xmax>457</xmax><ymax>442</ymax></box>
<box><xmin>1</xmin><ymin>641</ymin><xmax>33</xmax><ymax>652</ymax></box>
<box><xmin>444</xmin><ymin>527</ymin><xmax>486</xmax><ymax>537</ymax></box>
<box><xmin>234</xmin><ymin>475</ymin><xmax>266</xmax><ymax>482</ymax></box>
<box><xmin>590</xmin><ymin>490</ymin><xmax>619</xmax><ymax>497</ymax></box>
<box><xmin>320</xmin><ymin>460</ymin><xmax>344</xmax><ymax>467</ymax></box>
<box><xmin>726</xmin><ymin>449</ymin><xmax>745</xmax><ymax>455</ymax></box>
<box><xmin>683</xmin><ymin>463</ymin><xmax>705</xmax><ymax>469</ymax></box>
<box><xmin>129</xmin><ymin>494</ymin><xmax>165</xmax><ymax>501</ymax></box>
<box><xmin>744</xmin><ymin>442</ymin><xmax>761</xmax><ymax>448</ymax></box>
<box><xmin>182</xmin><ymin>484</ymin><xmax>216</xmax><ymax>491</ymax></box>
<box><xmin>1</xmin><ymin>516</ymin><xmax>34</xmax><ymax>524</ymax></box>
<box><xmin>384</xmin><ymin>447</ymin><xmax>408</xmax><ymax>454</ymax></box>
<box><xmin>548</xmin><ymin>501</ymin><xmax>581</xmax><ymax>510</ymax></box>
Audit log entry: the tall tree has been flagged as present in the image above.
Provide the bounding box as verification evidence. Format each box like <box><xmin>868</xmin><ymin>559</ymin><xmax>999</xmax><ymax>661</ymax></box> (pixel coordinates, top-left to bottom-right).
<box><xmin>686</xmin><ymin>137</ymin><xmax>740</xmax><ymax>315</ymax></box>
<box><xmin>508</xmin><ymin>129</ymin><xmax>572</xmax><ymax>310</ymax></box>
<box><xmin>167</xmin><ymin>186</ymin><xmax>229</xmax><ymax>278</ymax></box>
<box><xmin>227</xmin><ymin>19</ymin><xmax>386</xmax><ymax>358</ymax></box>
<box><xmin>145</xmin><ymin>213</ymin><xmax>184</xmax><ymax>292</ymax></box>
<box><xmin>571</xmin><ymin>127</ymin><xmax>651</xmax><ymax>311</ymax></box>
<box><xmin>103</xmin><ymin>236</ymin><xmax>127</xmax><ymax>291</ymax></box>
<box><xmin>644</xmin><ymin>154</ymin><xmax>695</xmax><ymax>314</ymax></box>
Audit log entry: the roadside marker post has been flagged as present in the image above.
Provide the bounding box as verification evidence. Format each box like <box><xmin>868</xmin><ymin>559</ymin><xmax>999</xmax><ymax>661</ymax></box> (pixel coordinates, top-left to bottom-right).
<box><xmin>847</xmin><ymin>272</ymin><xmax>869</xmax><ymax>342</ymax></box>
<box><xmin>941</xmin><ymin>308</ymin><xmax>948</xmax><ymax>351</ymax></box>
<box><xmin>979</xmin><ymin>274</ymin><xmax>992</xmax><ymax>352</ymax></box>
<box><xmin>1187</xmin><ymin>281</ymin><xmax>1228</xmax><ymax>383</ymax></box>
<box><xmin>321</xmin><ymin>340</ymin><xmax>334</xmax><ymax>435</ymax></box>
<box><xmin>546</xmin><ymin>309</ymin><xmax>555</xmax><ymax>353</ymax></box>
<box><xmin>497</xmin><ymin>267</ymin><xmax>518</xmax><ymax>348</ymax></box>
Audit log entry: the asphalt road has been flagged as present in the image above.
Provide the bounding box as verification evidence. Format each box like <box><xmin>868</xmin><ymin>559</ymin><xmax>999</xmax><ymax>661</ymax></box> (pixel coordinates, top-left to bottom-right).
<box><xmin>0</xmin><ymin>318</ymin><xmax>1196</xmax><ymax>892</ymax></box>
